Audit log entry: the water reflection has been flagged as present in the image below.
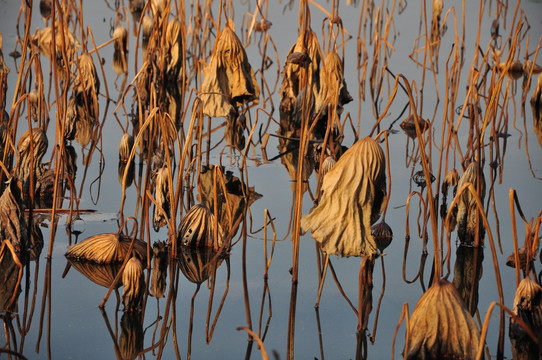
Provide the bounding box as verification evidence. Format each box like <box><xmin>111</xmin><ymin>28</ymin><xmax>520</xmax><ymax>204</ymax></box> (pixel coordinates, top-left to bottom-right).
<box><xmin>0</xmin><ymin>0</ymin><xmax>541</xmax><ymax>358</ymax></box>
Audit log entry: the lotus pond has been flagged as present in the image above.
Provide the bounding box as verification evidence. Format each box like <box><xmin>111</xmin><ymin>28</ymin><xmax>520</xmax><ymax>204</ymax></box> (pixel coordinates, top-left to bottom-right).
<box><xmin>0</xmin><ymin>0</ymin><xmax>542</xmax><ymax>359</ymax></box>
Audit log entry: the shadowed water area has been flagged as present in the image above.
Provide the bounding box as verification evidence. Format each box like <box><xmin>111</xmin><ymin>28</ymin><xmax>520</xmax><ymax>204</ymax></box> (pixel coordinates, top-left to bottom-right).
<box><xmin>0</xmin><ymin>0</ymin><xmax>542</xmax><ymax>359</ymax></box>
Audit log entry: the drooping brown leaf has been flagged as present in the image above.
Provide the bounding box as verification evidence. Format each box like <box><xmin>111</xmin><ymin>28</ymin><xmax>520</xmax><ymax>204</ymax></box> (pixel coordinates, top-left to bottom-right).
<box><xmin>118</xmin><ymin>133</ymin><xmax>135</xmax><ymax>188</ymax></box>
<box><xmin>201</xmin><ymin>19</ymin><xmax>260</xmax><ymax>118</ymax></box>
<box><xmin>152</xmin><ymin>165</ymin><xmax>170</xmax><ymax>231</ymax></box>
<box><xmin>14</xmin><ymin>128</ymin><xmax>48</xmax><ymax>191</ymax></box>
<box><xmin>315</xmin><ymin>50</ymin><xmax>352</xmax><ymax>116</ymax></box>
<box><xmin>0</xmin><ymin>178</ymin><xmax>27</xmax><ymax>250</ymax></box>
<box><xmin>455</xmin><ymin>161</ymin><xmax>486</xmax><ymax>245</ymax></box>
<box><xmin>452</xmin><ymin>245</ymin><xmax>483</xmax><ymax>315</ymax></box>
<box><xmin>122</xmin><ymin>257</ymin><xmax>145</xmax><ymax>311</ymax></box>
<box><xmin>197</xmin><ymin>165</ymin><xmax>261</xmax><ymax>237</ymax></box>
<box><xmin>279</xmin><ymin>29</ymin><xmax>322</xmax><ymax>117</ymax></box>
<box><xmin>509</xmin><ymin>277</ymin><xmax>542</xmax><ymax>359</ymax></box>
<box><xmin>511</xmin><ymin>277</ymin><xmax>542</xmax><ymax>336</ymax></box>
<box><xmin>65</xmin><ymin>233</ymin><xmax>147</xmax><ymax>264</ymax></box>
<box><xmin>113</xmin><ymin>26</ymin><xmax>128</xmax><ymax>75</ymax></box>
<box><xmin>406</xmin><ymin>279</ymin><xmax>480</xmax><ymax>359</ymax></box>
<box><xmin>176</xmin><ymin>204</ymin><xmax>224</xmax><ymax>251</ymax></box>
<box><xmin>301</xmin><ymin>137</ymin><xmax>387</xmax><ymax>259</ymax></box>
<box><xmin>30</xmin><ymin>26</ymin><xmax>79</xmax><ymax>60</ymax></box>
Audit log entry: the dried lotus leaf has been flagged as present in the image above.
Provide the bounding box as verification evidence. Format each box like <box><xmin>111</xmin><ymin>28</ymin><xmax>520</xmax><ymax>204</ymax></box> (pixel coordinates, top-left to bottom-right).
<box><xmin>406</xmin><ymin>279</ymin><xmax>480</xmax><ymax>359</ymax></box>
<box><xmin>31</xmin><ymin>26</ymin><xmax>79</xmax><ymax>60</ymax></box>
<box><xmin>14</xmin><ymin>128</ymin><xmax>48</xmax><ymax>194</ymax></box>
<box><xmin>201</xmin><ymin>19</ymin><xmax>259</xmax><ymax>118</ymax></box>
<box><xmin>113</xmin><ymin>26</ymin><xmax>128</xmax><ymax>75</ymax></box>
<box><xmin>455</xmin><ymin>161</ymin><xmax>486</xmax><ymax>245</ymax></box>
<box><xmin>301</xmin><ymin>137</ymin><xmax>387</xmax><ymax>259</ymax></box>
<box><xmin>279</xmin><ymin>30</ymin><xmax>322</xmax><ymax>116</ymax></box>
<box><xmin>315</xmin><ymin>50</ymin><xmax>352</xmax><ymax>114</ymax></box>
<box><xmin>177</xmin><ymin>204</ymin><xmax>224</xmax><ymax>251</ymax></box>
<box><xmin>511</xmin><ymin>277</ymin><xmax>542</xmax><ymax>337</ymax></box>
<box><xmin>122</xmin><ymin>257</ymin><xmax>144</xmax><ymax>311</ymax></box>
<box><xmin>0</xmin><ymin>178</ymin><xmax>27</xmax><ymax>250</ymax></box>
<box><xmin>65</xmin><ymin>233</ymin><xmax>147</xmax><ymax>264</ymax></box>
<box><xmin>152</xmin><ymin>166</ymin><xmax>170</xmax><ymax>231</ymax></box>
<box><xmin>197</xmin><ymin>165</ymin><xmax>261</xmax><ymax>237</ymax></box>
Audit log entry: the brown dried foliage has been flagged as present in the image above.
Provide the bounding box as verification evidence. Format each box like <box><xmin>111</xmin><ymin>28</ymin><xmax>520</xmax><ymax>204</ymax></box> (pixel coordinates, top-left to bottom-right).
<box><xmin>301</xmin><ymin>137</ymin><xmax>387</xmax><ymax>259</ymax></box>
<box><xmin>406</xmin><ymin>279</ymin><xmax>480</xmax><ymax>359</ymax></box>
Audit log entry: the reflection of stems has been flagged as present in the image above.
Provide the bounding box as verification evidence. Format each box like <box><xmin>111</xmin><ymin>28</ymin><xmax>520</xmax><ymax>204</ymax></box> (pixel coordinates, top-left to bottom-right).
<box><xmin>99</xmin><ymin>307</ymin><xmax>122</xmax><ymax>359</ymax></box>
<box><xmin>206</xmin><ymin>257</ymin><xmax>230</xmax><ymax>342</ymax></box>
<box><xmin>257</xmin><ymin>279</ymin><xmax>272</xmax><ymax>343</ymax></box>
<box><xmin>187</xmin><ymin>283</ymin><xmax>201</xmax><ymax>359</ymax></box>
<box><xmin>241</xmin><ymin>220</ymin><xmax>254</xmax><ymax>340</ymax></box>
<box><xmin>35</xmin><ymin>259</ymin><xmax>51</xmax><ymax>356</ymax></box>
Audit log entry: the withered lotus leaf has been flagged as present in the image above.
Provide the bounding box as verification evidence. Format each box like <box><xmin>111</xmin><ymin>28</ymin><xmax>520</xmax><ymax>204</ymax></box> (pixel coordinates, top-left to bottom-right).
<box><xmin>301</xmin><ymin>137</ymin><xmax>387</xmax><ymax>259</ymax></box>
<box><xmin>152</xmin><ymin>166</ymin><xmax>170</xmax><ymax>231</ymax></box>
<box><xmin>122</xmin><ymin>257</ymin><xmax>144</xmax><ymax>311</ymax></box>
<box><xmin>442</xmin><ymin>168</ymin><xmax>459</xmax><ymax>197</ymax></box>
<box><xmin>279</xmin><ymin>30</ymin><xmax>322</xmax><ymax>116</ymax></box>
<box><xmin>30</xmin><ymin>26</ymin><xmax>79</xmax><ymax>60</ymax></box>
<box><xmin>319</xmin><ymin>155</ymin><xmax>336</xmax><ymax>178</ymax></box>
<box><xmin>65</xmin><ymin>233</ymin><xmax>147</xmax><ymax>264</ymax></box>
<box><xmin>74</xmin><ymin>53</ymin><xmax>100</xmax><ymax>97</ymax></box>
<box><xmin>197</xmin><ymin>165</ymin><xmax>261</xmax><ymax>237</ymax></box>
<box><xmin>0</xmin><ymin>178</ymin><xmax>27</xmax><ymax>249</ymax></box>
<box><xmin>14</xmin><ymin>128</ymin><xmax>48</xmax><ymax>194</ymax></box>
<box><xmin>177</xmin><ymin>204</ymin><xmax>224</xmax><ymax>251</ymax></box>
<box><xmin>315</xmin><ymin>50</ymin><xmax>352</xmax><ymax>115</ymax></box>
<box><xmin>455</xmin><ymin>161</ymin><xmax>486</xmax><ymax>245</ymax></box>
<box><xmin>112</xmin><ymin>26</ymin><xmax>128</xmax><ymax>75</ymax></box>
<box><xmin>510</xmin><ymin>277</ymin><xmax>542</xmax><ymax>339</ymax></box>
<box><xmin>201</xmin><ymin>19</ymin><xmax>260</xmax><ymax>118</ymax></box>
<box><xmin>406</xmin><ymin>279</ymin><xmax>480</xmax><ymax>359</ymax></box>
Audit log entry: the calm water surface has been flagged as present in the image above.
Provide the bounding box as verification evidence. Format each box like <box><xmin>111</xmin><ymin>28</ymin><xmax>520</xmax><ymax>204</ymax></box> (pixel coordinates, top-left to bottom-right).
<box><xmin>1</xmin><ymin>0</ymin><xmax>542</xmax><ymax>359</ymax></box>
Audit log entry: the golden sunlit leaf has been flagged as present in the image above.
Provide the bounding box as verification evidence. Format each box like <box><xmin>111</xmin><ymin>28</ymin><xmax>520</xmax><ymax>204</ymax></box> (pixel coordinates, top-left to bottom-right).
<box><xmin>406</xmin><ymin>279</ymin><xmax>480</xmax><ymax>359</ymax></box>
<box><xmin>301</xmin><ymin>137</ymin><xmax>387</xmax><ymax>259</ymax></box>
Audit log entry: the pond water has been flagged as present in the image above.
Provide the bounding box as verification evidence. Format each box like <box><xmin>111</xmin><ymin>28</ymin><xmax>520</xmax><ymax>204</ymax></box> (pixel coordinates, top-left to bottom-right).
<box><xmin>1</xmin><ymin>0</ymin><xmax>542</xmax><ymax>359</ymax></box>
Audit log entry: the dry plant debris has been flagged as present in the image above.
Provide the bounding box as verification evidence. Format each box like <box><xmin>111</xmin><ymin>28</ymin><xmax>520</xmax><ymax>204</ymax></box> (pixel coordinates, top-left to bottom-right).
<box><xmin>201</xmin><ymin>18</ymin><xmax>260</xmax><ymax>119</ymax></box>
<box><xmin>177</xmin><ymin>204</ymin><xmax>224</xmax><ymax>251</ymax></box>
<box><xmin>301</xmin><ymin>137</ymin><xmax>387</xmax><ymax>259</ymax></box>
<box><xmin>406</xmin><ymin>279</ymin><xmax>480</xmax><ymax>359</ymax></box>
<box><xmin>65</xmin><ymin>233</ymin><xmax>147</xmax><ymax>264</ymax></box>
